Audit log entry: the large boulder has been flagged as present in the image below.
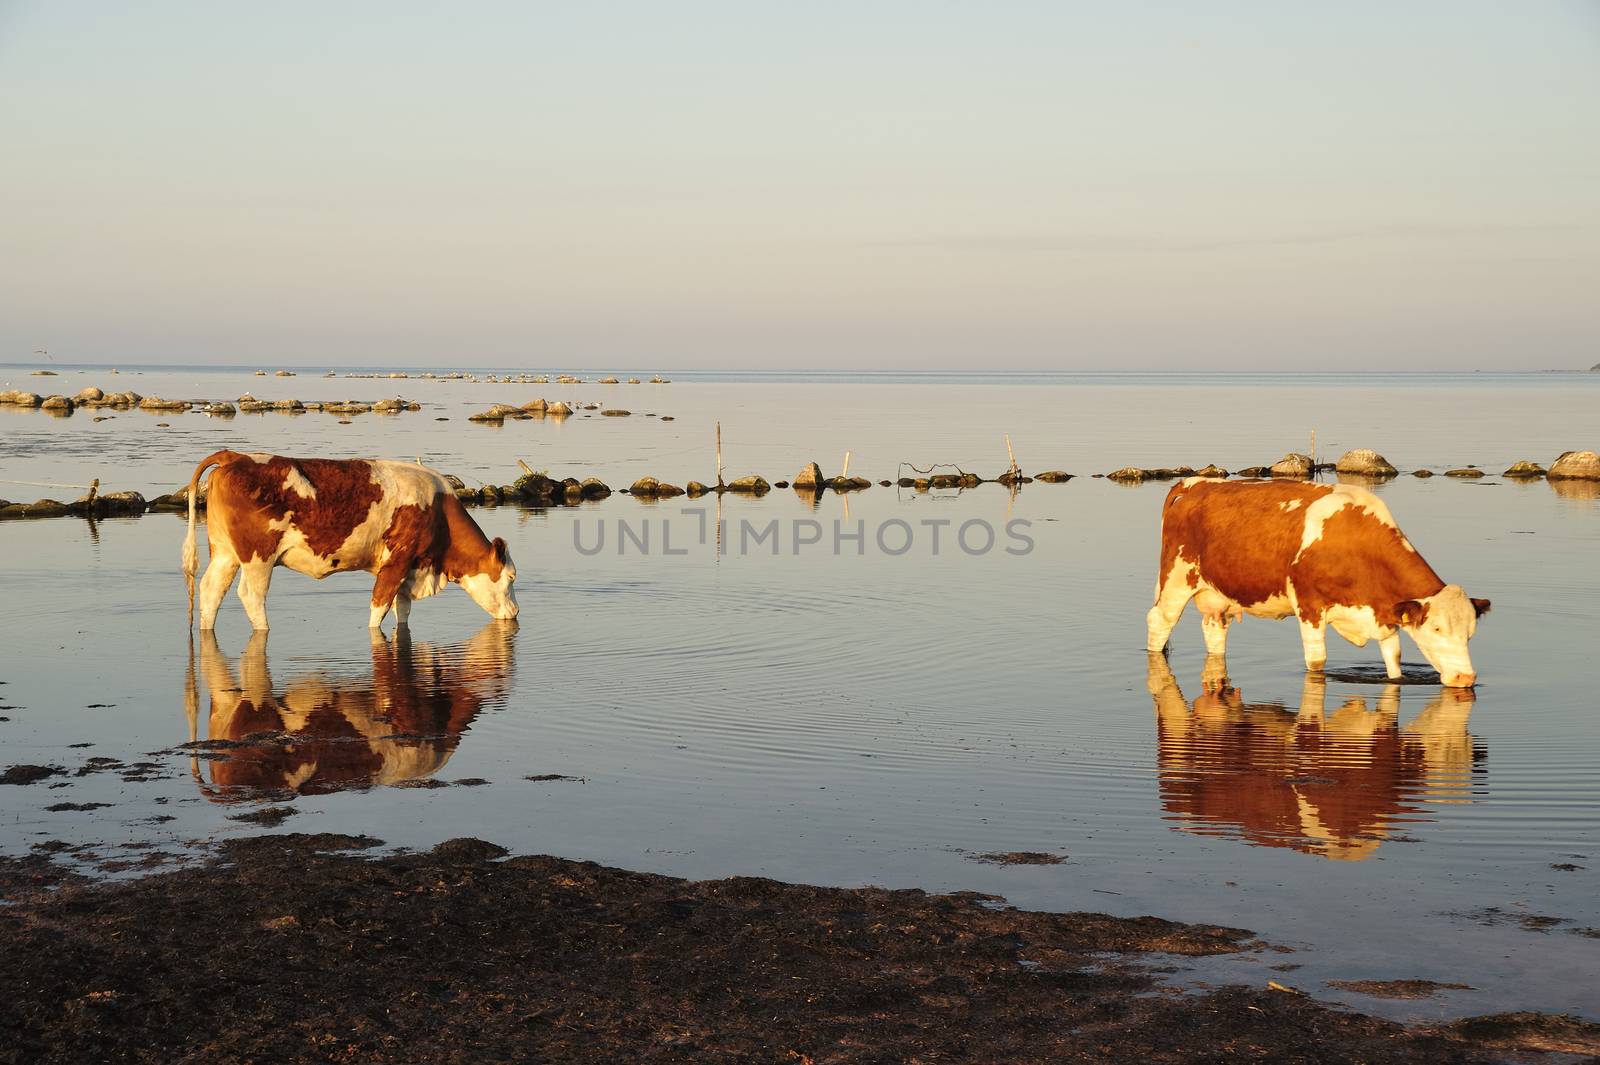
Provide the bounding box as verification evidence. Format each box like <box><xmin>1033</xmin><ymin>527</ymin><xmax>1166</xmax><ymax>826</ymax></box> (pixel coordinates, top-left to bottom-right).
<box><xmin>1548</xmin><ymin>450</ymin><xmax>1600</xmax><ymax>480</ymax></box>
<box><xmin>792</xmin><ymin>462</ymin><xmax>824</xmax><ymax>488</ymax></box>
<box><xmin>468</xmin><ymin>404</ymin><xmax>523</xmax><ymax>422</ymax></box>
<box><xmin>1334</xmin><ymin>449</ymin><xmax>1397</xmax><ymax>477</ymax></box>
<box><xmin>1269</xmin><ymin>452</ymin><xmax>1313</xmax><ymax>478</ymax></box>
<box><xmin>522</xmin><ymin>398</ymin><xmax>547</xmax><ymax>412</ymax></box>
<box><xmin>546</xmin><ymin>401</ymin><xmax>573</xmax><ymax>416</ymax></box>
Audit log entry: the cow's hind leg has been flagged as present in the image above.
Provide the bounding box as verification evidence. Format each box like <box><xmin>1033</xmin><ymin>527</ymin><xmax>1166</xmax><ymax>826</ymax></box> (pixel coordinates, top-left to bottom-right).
<box><xmin>197</xmin><ymin>553</ymin><xmax>240</xmax><ymax>630</ymax></box>
<box><xmin>1146</xmin><ymin>561</ymin><xmax>1198</xmax><ymax>652</ymax></box>
<box><xmin>237</xmin><ymin>562</ymin><xmax>274</xmax><ymax>632</ymax></box>
<box><xmin>1195</xmin><ymin>590</ymin><xmax>1238</xmax><ymax>656</ymax></box>
<box><xmin>1298</xmin><ymin>618</ymin><xmax>1328</xmax><ymax>672</ymax></box>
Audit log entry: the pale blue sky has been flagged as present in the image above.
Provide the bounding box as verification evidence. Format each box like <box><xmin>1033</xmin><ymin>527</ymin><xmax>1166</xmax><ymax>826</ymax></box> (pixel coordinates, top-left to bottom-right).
<box><xmin>1</xmin><ymin>1</ymin><xmax>1596</xmax><ymax>369</ymax></box>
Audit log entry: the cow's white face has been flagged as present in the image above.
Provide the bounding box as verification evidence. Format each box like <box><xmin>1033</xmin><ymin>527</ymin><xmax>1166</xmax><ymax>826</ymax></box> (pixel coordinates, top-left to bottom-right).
<box><xmin>1398</xmin><ymin>584</ymin><xmax>1488</xmax><ymax>688</ymax></box>
<box><xmin>458</xmin><ymin>538</ymin><xmax>519</xmax><ymax>620</ymax></box>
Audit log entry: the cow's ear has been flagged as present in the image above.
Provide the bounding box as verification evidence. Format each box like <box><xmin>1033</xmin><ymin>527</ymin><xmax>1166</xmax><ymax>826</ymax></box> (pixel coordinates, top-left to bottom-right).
<box><xmin>1394</xmin><ymin>600</ymin><xmax>1422</xmax><ymax>626</ymax></box>
<box><xmin>491</xmin><ymin>537</ymin><xmax>507</xmax><ymax>563</ymax></box>
<box><xmin>1471</xmin><ymin>597</ymin><xmax>1491</xmax><ymax>618</ymax></box>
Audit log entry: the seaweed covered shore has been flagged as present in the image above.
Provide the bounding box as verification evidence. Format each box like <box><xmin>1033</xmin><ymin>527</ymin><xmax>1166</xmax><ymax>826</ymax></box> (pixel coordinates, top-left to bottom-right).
<box><xmin>2</xmin><ymin>834</ymin><xmax>1595</xmax><ymax>1063</ymax></box>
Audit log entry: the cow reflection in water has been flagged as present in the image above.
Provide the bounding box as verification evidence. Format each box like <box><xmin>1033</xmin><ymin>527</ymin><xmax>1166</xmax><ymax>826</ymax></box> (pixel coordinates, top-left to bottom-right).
<box><xmin>1149</xmin><ymin>655</ymin><xmax>1482</xmax><ymax>861</ymax></box>
<box><xmin>188</xmin><ymin>621</ymin><xmax>517</xmax><ymax>797</ymax></box>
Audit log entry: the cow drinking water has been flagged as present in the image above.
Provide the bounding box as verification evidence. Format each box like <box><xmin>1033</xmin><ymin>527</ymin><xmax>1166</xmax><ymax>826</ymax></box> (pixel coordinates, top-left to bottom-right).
<box><xmin>1146</xmin><ymin>479</ymin><xmax>1488</xmax><ymax>687</ymax></box>
<box><xmin>181</xmin><ymin>450</ymin><xmax>517</xmax><ymax>630</ymax></box>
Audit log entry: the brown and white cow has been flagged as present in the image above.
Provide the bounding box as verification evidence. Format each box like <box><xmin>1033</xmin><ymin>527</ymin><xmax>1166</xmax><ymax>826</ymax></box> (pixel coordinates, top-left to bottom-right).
<box><xmin>1147</xmin><ymin>479</ymin><xmax>1489</xmax><ymax>687</ymax></box>
<box><xmin>182</xmin><ymin>450</ymin><xmax>517</xmax><ymax>630</ymax></box>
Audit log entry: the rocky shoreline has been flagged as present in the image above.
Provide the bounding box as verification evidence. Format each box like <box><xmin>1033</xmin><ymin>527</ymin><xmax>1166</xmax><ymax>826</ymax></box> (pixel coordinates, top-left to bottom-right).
<box><xmin>1</xmin><ymin>833</ymin><xmax>1594</xmax><ymax>1063</ymax></box>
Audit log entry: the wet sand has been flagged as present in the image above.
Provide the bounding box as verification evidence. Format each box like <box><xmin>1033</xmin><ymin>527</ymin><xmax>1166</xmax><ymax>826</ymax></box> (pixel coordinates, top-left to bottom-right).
<box><xmin>2</xmin><ymin>834</ymin><xmax>1595</xmax><ymax>1063</ymax></box>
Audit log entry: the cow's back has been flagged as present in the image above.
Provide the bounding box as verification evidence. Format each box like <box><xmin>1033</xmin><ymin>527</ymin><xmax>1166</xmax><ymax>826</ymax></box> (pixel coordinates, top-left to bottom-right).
<box><xmin>1159</xmin><ymin>479</ymin><xmax>1333</xmax><ymax>608</ymax></box>
<box><xmin>207</xmin><ymin>455</ymin><xmax>451</xmax><ymax>567</ymax></box>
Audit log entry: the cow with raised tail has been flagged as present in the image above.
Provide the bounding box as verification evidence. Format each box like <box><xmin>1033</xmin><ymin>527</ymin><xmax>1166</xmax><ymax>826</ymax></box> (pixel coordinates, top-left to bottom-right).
<box><xmin>181</xmin><ymin>450</ymin><xmax>518</xmax><ymax>630</ymax></box>
<box><xmin>1146</xmin><ymin>479</ymin><xmax>1488</xmax><ymax>687</ymax></box>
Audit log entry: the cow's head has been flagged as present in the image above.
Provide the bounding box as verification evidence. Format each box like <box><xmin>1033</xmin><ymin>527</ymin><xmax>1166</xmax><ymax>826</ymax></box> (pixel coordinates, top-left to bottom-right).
<box><xmin>458</xmin><ymin>537</ymin><xmax>519</xmax><ymax>620</ymax></box>
<box><xmin>1393</xmin><ymin>585</ymin><xmax>1489</xmax><ymax>688</ymax></box>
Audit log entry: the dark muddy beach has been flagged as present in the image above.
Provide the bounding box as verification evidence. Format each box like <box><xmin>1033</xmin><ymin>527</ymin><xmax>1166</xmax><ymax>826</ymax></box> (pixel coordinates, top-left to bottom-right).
<box><xmin>3</xmin><ymin>833</ymin><xmax>1597</xmax><ymax>1064</ymax></box>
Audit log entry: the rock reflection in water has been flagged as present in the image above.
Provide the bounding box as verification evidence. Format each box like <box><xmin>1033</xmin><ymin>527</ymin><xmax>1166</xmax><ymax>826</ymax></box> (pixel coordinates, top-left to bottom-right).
<box><xmin>186</xmin><ymin>621</ymin><xmax>517</xmax><ymax>798</ymax></box>
<box><xmin>1148</xmin><ymin>654</ymin><xmax>1483</xmax><ymax>861</ymax></box>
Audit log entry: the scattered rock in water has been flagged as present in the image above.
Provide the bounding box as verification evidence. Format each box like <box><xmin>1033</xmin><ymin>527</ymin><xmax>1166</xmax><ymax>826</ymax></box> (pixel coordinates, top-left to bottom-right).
<box><xmin>546</xmin><ymin>401</ymin><xmax>573</xmax><ymax>416</ymax></box>
<box><xmin>1033</xmin><ymin>470</ymin><xmax>1073</xmax><ymax>483</ymax></box>
<box><xmin>792</xmin><ymin>462</ymin><xmax>824</xmax><ymax>488</ymax></box>
<box><xmin>724</xmin><ymin>475</ymin><xmax>771</xmax><ymax>495</ymax></box>
<box><xmin>969</xmin><ymin>851</ymin><xmax>1067</xmax><ymax>866</ymax></box>
<box><xmin>1269</xmin><ymin>452</ymin><xmax>1313</xmax><ymax>478</ymax></box>
<box><xmin>1548</xmin><ymin>450</ymin><xmax>1600</xmax><ymax>480</ymax></box>
<box><xmin>685</xmin><ymin>481</ymin><xmax>709</xmax><ymax>497</ymax></box>
<box><xmin>629</xmin><ymin>476</ymin><xmax>661</xmax><ymax>497</ymax></box>
<box><xmin>522</xmin><ymin>397</ymin><xmax>547</xmax><ymax>412</ymax></box>
<box><xmin>1107</xmin><ymin>467</ymin><xmax>1147</xmax><ymax>483</ymax></box>
<box><xmin>73</xmin><ymin>386</ymin><xmax>104</xmax><ymax>404</ymax></box>
<box><xmin>601</xmin><ymin>409</ymin><xmax>631</xmax><ymax>417</ymax></box>
<box><xmin>2</xmin><ymin>765</ymin><xmax>63</xmax><ymax>785</ymax></box>
<box><xmin>1327</xmin><ymin>979</ymin><xmax>1475</xmax><ymax>1000</ymax></box>
<box><xmin>774</xmin><ymin>480</ymin><xmax>791</xmax><ymax>489</ymax></box>
<box><xmin>228</xmin><ymin>807</ymin><xmax>299</xmax><ymax>827</ymax></box>
<box><xmin>655</xmin><ymin>483</ymin><xmax>685</xmax><ymax>498</ymax></box>
<box><xmin>660</xmin><ymin>415</ymin><xmax>675</xmax><ymax>421</ymax></box>
<box><xmin>579</xmin><ymin>478</ymin><xmax>611</xmax><ymax>500</ymax></box>
<box><xmin>0</xmin><ymin>500</ymin><xmax>73</xmax><ymax>520</ymax></box>
<box><xmin>1502</xmin><ymin>460</ymin><xmax>1546</xmax><ymax>478</ymax></box>
<box><xmin>1412</xmin><ymin>469</ymin><xmax>1435</xmax><ymax>478</ymax></box>
<box><xmin>830</xmin><ymin>476</ymin><xmax>873</xmax><ymax>492</ymax></box>
<box><xmin>1444</xmin><ymin>467</ymin><xmax>1485</xmax><ymax>479</ymax></box>
<box><xmin>1236</xmin><ymin>465</ymin><xmax>1271</xmax><ymax>478</ymax></box>
<box><xmin>139</xmin><ymin>396</ymin><xmax>190</xmax><ymax>411</ymax></box>
<box><xmin>0</xmin><ymin>390</ymin><xmax>43</xmax><ymax>407</ymax></box>
<box><xmin>30</xmin><ymin>369</ymin><xmax>57</xmax><ymax>376</ymax></box>
<box><xmin>1334</xmin><ymin>449</ymin><xmax>1398</xmax><ymax>477</ymax></box>
<box><xmin>626</xmin><ymin>377</ymin><xmax>641</xmax><ymax>385</ymax></box>
<box><xmin>598</xmin><ymin>376</ymin><xmax>619</xmax><ymax>384</ymax></box>
<box><xmin>468</xmin><ymin>404</ymin><xmax>525</xmax><ymax>423</ymax></box>
<box><xmin>40</xmin><ymin>395</ymin><xmax>74</xmax><ymax>411</ymax></box>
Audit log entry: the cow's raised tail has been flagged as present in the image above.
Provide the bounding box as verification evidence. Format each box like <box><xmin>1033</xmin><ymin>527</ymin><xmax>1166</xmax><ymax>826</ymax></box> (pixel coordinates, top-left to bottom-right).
<box><xmin>183</xmin><ymin>450</ymin><xmax>236</xmax><ymax>628</ymax></box>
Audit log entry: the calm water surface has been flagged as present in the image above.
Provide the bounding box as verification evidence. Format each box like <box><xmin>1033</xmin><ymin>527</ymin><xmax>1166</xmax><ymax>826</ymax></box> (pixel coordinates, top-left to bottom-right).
<box><xmin>1</xmin><ymin>368</ymin><xmax>1596</xmax><ymax>1022</ymax></box>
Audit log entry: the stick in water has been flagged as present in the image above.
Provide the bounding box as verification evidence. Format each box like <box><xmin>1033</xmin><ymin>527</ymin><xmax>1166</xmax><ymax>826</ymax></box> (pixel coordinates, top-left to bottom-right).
<box><xmin>716</xmin><ymin>422</ymin><xmax>724</xmax><ymax>487</ymax></box>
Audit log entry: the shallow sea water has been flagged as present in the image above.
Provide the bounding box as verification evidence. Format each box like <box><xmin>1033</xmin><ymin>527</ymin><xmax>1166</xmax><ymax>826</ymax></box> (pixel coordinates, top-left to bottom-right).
<box><xmin>1</xmin><ymin>367</ymin><xmax>1597</xmax><ymax>1022</ymax></box>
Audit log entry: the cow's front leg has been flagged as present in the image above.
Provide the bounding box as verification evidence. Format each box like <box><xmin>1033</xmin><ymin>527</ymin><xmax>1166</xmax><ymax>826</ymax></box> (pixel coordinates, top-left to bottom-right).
<box><xmin>1379</xmin><ymin>632</ymin><xmax>1402</xmax><ymax>679</ymax></box>
<box><xmin>237</xmin><ymin>562</ymin><xmax>273</xmax><ymax>631</ymax></box>
<box><xmin>370</xmin><ymin>561</ymin><xmax>410</xmax><ymax>630</ymax></box>
<box><xmin>394</xmin><ymin>590</ymin><xmax>412</xmax><ymax>627</ymax></box>
<box><xmin>1298</xmin><ymin>618</ymin><xmax>1327</xmax><ymax>672</ymax></box>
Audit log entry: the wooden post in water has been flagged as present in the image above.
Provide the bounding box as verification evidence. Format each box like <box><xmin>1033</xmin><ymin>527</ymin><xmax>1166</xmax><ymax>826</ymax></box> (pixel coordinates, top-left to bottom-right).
<box><xmin>1005</xmin><ymin>435</ymin><xmax>1019</xmax><ymax>479</ymax></box>
<box><xmin>86</xmin><ymin>478</ymin><xmax>99</xmax><ymax>506</ymax></box>
<box><xmin>841</xmin><ymin>450</ymin><xmax>851</xmax><ymax>479</ymax></box>
<box><xmin>1311</xmin><ymin>430</ymin><xmax>1317</xmax><ymax>470</ymax></box>
<box><xmin>716</xmin><ymin>422</ymin><xmax>725</xmax><ymax>488</ymax></box>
